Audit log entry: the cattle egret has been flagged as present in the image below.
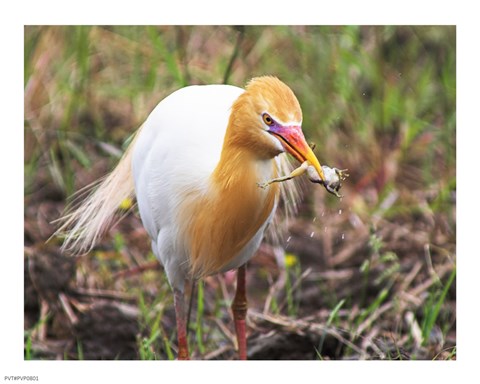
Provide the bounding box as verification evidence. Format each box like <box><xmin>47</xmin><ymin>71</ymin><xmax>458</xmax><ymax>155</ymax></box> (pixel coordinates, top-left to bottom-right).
<box><xmin>57</xmin><ymin>76</ymin><xmax>343</xmax><ymax>360</ymax></box>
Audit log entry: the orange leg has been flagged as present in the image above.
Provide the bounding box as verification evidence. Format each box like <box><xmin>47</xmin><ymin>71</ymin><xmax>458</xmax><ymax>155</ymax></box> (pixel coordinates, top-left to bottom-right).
<box><xmin>173</xmin><ymin>288</ymin><xmax>189</xmax><ymax>360</ymax></box>
<box><xmin>231</xmin><ymin>264</ymin><xmax>248</xmax><ymax>360</ymax></box>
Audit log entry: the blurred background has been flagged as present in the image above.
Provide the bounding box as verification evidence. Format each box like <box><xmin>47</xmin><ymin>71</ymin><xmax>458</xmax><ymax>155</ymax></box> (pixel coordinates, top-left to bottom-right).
<box><xmin>24</xmin><ymin>25</ymin><xmax>456</xmax><ymax>360</ymax></box>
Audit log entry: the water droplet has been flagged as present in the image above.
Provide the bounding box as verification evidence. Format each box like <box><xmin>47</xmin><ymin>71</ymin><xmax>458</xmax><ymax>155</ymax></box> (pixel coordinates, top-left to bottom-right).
<box><xmin>287</xmin><ymin>236</ymin><xmax>291</xmax><ymax>243</ymax></box>
<box><xmin>310</xmin><ymin>232</ymin><xmax>315</xmax><ymax>238</ymax></box>
<box><xmin>312</xmin><ymin>216</ymin><xmax>317</xmax><ymax>222</ymax></box>
<box><xmin>362</xmin><ymin>92</ymin><xmax>366</xmax><ymax>96</ymax></box>
<box><xmin>338</xmin><ymin>209</ymin><xmax>343</xmax><ymax>215</ymax></box>
<box><xmin>341</xmin><ymin>233</ymin><xmax>345</xmax><ymax>240</ymax></box>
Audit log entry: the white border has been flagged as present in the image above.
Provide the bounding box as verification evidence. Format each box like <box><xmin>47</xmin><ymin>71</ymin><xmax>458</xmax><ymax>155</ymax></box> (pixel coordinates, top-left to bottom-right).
<box><xmin>3</xmin><ymin>1</ymin><xmax>477</xmax><ymax>383</ymax></box>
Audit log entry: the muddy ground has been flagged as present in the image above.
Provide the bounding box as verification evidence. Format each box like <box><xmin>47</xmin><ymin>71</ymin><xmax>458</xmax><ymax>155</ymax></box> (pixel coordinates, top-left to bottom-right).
<box><xmin>24</xmin><ymin>155</ymin><xmax>456</xmax><ymax>360</ymax></box>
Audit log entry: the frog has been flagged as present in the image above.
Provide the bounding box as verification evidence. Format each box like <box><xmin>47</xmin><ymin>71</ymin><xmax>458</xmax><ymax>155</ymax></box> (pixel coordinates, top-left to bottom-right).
<box><xmin>257</xmin><ymin>160</ymin><xmax>349</xmax><ymax>198</ymax></box>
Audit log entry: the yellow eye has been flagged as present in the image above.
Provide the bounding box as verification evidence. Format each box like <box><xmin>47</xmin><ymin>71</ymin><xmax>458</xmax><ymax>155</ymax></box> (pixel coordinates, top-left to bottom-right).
<box><xmin>262</xmin><ymin>113</ymin><xmax>274</xmax><ymax>126</ymax></box>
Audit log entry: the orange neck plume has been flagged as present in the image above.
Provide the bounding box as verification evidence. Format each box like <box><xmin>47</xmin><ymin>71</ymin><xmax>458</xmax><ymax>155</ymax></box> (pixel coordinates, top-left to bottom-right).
<box><xmin>180</xmin><ymin>117</ymin><xmax>279</xmax><ymax>279</ymax></box>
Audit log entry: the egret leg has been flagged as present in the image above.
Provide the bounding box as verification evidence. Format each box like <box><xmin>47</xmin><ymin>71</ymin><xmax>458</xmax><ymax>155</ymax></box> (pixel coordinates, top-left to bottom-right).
<box><xmin>231</xmin><ymin>264</ymin><xmax>248</xmax><ymax>360</ymax></box>
<box><xmin>173</xmin><ymin>288</ymin><xmax>189</xmax><ymax>360</ymax></box>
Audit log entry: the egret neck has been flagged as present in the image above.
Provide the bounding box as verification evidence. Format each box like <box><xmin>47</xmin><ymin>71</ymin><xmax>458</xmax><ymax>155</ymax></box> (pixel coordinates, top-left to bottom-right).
<box><xmin>183</xmin><ymin>132</ymin><xmax>280</xmax><ymax>280</ymax></box>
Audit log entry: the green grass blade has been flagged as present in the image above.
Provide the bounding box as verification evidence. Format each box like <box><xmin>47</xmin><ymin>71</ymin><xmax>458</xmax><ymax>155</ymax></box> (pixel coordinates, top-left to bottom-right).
<box><xmin>147</xmin><ymin>27</ymin><xmax>185</xmax><ymax>86</ymax></box>
<box><xmin>195</xmin><ymin>281</ymin><xmax>206</xmax><ymax>354</ymax></box>
<box><xmin>317</xmin><ymin>299</ymin><xmax>345</xmax><ymax>358</ymax></box>
<box><xmin>356</xmin><ymin>288</ymin><xmax>389</xmax><ymax>330</ymax></box>
<box><xmin>422</xmin><ymin>267</ymin><xmax>456</xmax><ymax>346</ymax></box>
<box><xmin>24</xmin><ymin>333</ymin><xmax>32</xmax><ymax>360</ymax></box>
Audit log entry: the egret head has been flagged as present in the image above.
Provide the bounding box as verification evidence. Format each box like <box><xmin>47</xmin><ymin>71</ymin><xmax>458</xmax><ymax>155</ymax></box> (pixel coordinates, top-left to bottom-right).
<box><xmin>229</xmin><ymin>76</ymin><xmax>325</xmax><ymax>182</ymax></box>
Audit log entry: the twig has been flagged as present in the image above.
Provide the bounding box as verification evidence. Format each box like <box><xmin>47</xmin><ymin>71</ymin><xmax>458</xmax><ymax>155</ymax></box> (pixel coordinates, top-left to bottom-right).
<box><xmin>405</xmin><ymin>311</ymin><xmax>422</xmax><ymax>348</ymax></box>
<box><xmin>355</xmin><ymin>300</ymin><xmax>393</xmax><ymax>337</ymax></box>
<box><xmin>408</xmin><ymin>264</ymin><xmax>453</xmax><ymax>299</ymax></box>
<box><xmin>74</xmin><ymin>287</ymin><xmax>135</xmax><ymax>301</ymax></box>
<box><xmin>372</xmin><ymin>189</ymin><xmax>399</xmax><ymax>225</ymax></box>
<box><xmin>204</xmin><ymin>345</ymin><xmax>233</xmax><ymax>360</ymax></box>
<box><xmin>34</xmin><ymin>300</ymin><xmax>49</xmax><ymax>342</ymax></box>
<box><xmin>424</xmin><ymin>243</ymin><xmax>440</xmax><ymax>282</ymax></box>
<box><xmin>213</xmin><ymin>318</ymin><xmax>237</xmax><ymax>349</ymax></box>
<box><xmin>263</xmin><ymin>270</ymin><xmax>286</xmax><ymax>314</ymax></box>
<box><xmin>249</xmin><ymin>310</ymin><xmax>363</xmax><ymax>355</ymax></box>
<box><xmin>399</xmin><ymin>261</ymin><xmax>423</xmax><ymax>292</ymax></box>
<box><xmin>306</xmin><ymin>268</ymin><xmax>355</xmax><ymax>281</ymax></box>
<box><xmin>58</xmin><ymin>292</ymin><xmax>78</xmax><ymax>325</ymax></box>
<box><xmin>112</xmin><ymin>260</ymin><xmax>160</xmax><ymax>279</ymax></box>
<box><xmin>217</xmin><ymin>274</ymin><xmax>234</xmax><ymax>322</ymax></box>
<box><xmin>361</xmin><ymin>327</ymin><xmax>384</xmax><ymax>359</ymax></box>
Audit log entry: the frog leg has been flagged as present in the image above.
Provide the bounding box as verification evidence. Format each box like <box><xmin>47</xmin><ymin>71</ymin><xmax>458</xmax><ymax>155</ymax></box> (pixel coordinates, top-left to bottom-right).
<box><xmin>335</xmin><ymin>168</ymin><xmax>349</xmax><ymax>181</ymax></box>
<box><xmin>257</xmin><ymin>161</ymin><xmax>309</xmax><ymax>189</ymax></box>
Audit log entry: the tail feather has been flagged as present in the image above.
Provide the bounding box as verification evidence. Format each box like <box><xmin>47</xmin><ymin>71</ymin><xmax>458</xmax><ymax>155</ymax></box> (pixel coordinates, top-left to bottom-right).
<box><xmin>54</xmin><ymin>134</ymin><xmax>138</xmax><ymax>254</ymax></box>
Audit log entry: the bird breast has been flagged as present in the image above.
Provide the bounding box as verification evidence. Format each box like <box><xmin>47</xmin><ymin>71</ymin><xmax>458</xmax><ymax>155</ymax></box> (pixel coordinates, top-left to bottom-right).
<box><xmin>182</xmin><ymin>155</ymin><xmax>279</xmax><ymax>279</ymax></box>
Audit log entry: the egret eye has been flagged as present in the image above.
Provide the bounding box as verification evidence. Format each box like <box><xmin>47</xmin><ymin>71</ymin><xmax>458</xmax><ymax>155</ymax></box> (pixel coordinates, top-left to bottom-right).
<box><xmin>262</xmin><ymin>113</ymin><xmax>274</xmax><ymax>126</ymax></box>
